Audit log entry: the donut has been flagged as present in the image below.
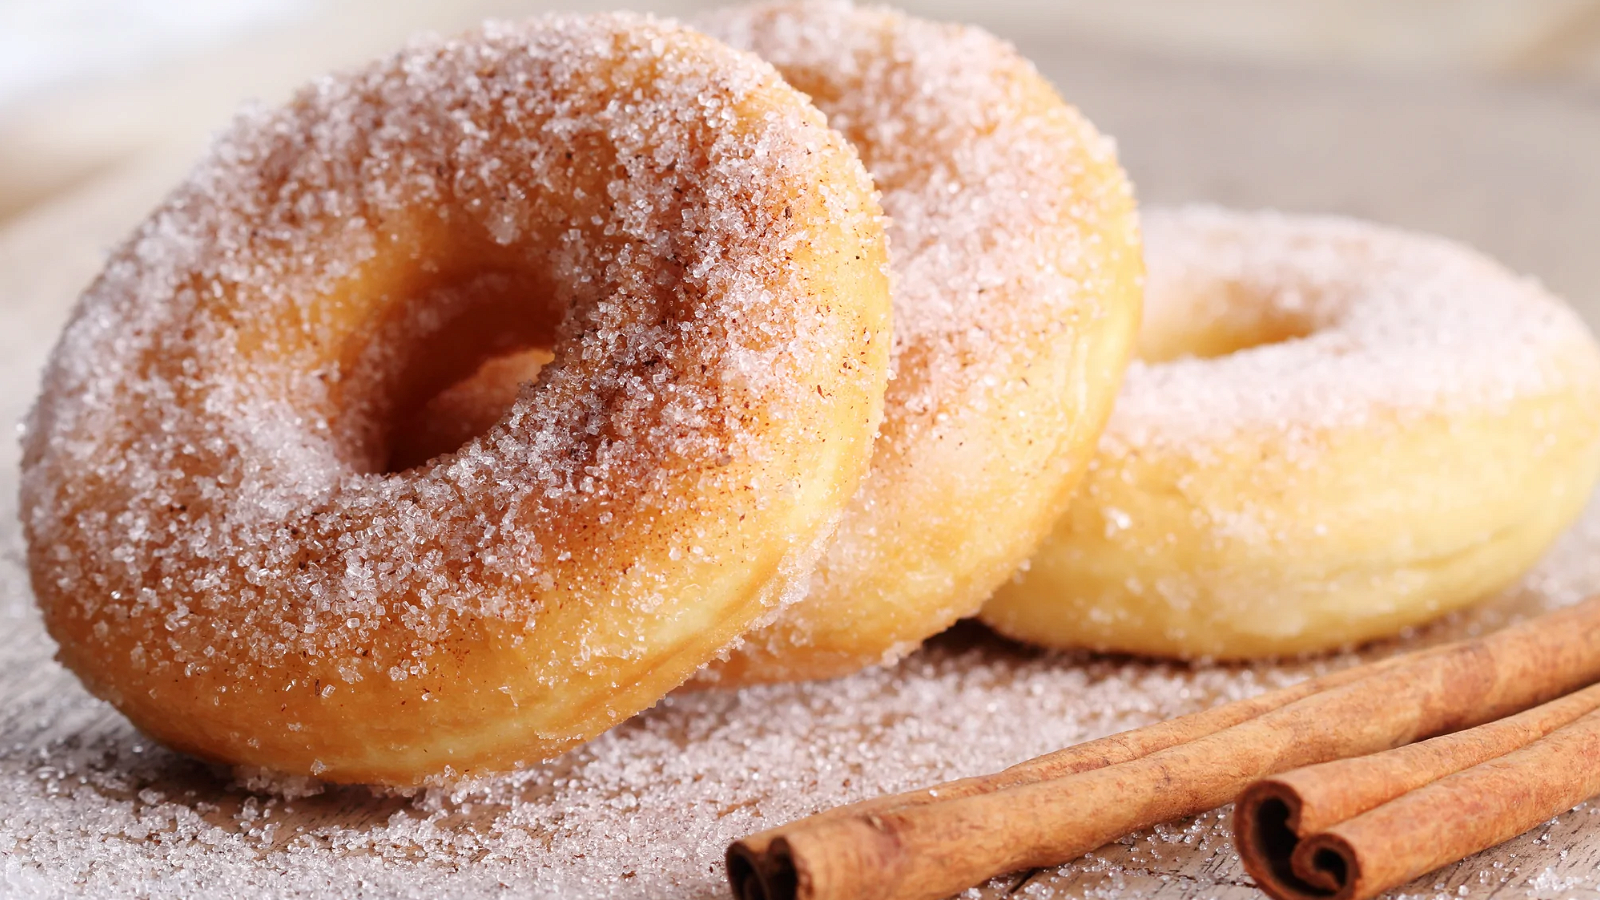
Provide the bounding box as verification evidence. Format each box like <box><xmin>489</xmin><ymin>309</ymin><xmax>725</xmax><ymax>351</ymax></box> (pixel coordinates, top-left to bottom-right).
<box><xmin>983</xmin><ymin>206</ymin><xmax>1600</xmax><ymax>659</ymax></box>
<box><xmin>413</xmin><ymin>2</ymin><xmax>1144</xmax><ymax>683</ymax></box>
<box><xmin>693</xmin><ymin>3</ymin><xmax>1143</xmax><ymax>683</ymax></box>
<box><xmin>20</xmin><ymin>14</ymin><xmax>893</xmax><ymax>785</ymax></box>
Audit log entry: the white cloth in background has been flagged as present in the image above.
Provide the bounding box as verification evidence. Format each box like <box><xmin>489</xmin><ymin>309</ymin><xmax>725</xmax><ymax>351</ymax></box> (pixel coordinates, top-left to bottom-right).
<box><xmin>0</xmin><ymin>0</ymin><xmax>307</xmax><ymax>109</ymax></box>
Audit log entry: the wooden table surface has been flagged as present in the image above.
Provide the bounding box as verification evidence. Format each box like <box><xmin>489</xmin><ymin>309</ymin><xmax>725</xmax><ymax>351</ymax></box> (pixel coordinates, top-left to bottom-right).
<box><xmin>5</xmin><ymin>14</ymin><xmax>1600</xmax><ymax>900</ymax></box>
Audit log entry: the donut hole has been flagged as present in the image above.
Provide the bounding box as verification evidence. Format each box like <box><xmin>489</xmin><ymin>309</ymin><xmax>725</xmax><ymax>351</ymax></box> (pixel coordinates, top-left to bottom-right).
<box><xmin>1136</xmin><ymin>277</ymin><xmax>1318</xmax><ymax>363</ymax></box>
<box><xmin>386</xmin><ymin>345</ymin><xmax>553</xmax><ymax>472</ymax></box>
<box><xmin>332</xmin><ymin>266</ymin><xmax>560</xmax><ymax>475</ymax></box>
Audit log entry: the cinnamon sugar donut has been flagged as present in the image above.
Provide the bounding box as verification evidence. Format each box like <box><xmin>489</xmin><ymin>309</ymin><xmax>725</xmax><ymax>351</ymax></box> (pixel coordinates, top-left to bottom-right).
<box><xmin>698</xmin><ymin>3</ymin><xmax>1140</xmax><ymax>683</ymax></box>
<box><xmin>418</xmin><ymin>2</ymin><xmax>1144</xmax><ymax>683</ymax></box>
<box><xmin>21</xmin><ymin>14</ymin><xmax>892</xmax><ymax>785</ymax></box>
<box><xmin>983</xmin><ymin>207</ymin><xmax>1600</xmax><ymax>659</ymax></box>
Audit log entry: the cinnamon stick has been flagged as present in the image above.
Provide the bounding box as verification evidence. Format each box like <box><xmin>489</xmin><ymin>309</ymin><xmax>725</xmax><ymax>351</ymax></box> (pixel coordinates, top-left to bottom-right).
<box><xmin>726</xmin><ymin>596</ymin><xmax>1600</xmax><ymax>900</ymax></box>
<box><xmin>1237</xmin><ymin>693</ymin><xmax>1600</xmax><ymax>900</ymax></box>
<box><xmin>727</xmin><ymin>650</ymin><xmax>1428</xmax><ymax>891</ymax></box>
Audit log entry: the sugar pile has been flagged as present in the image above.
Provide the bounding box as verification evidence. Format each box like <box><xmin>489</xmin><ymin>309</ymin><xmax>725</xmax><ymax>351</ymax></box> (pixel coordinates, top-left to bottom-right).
<box><xmin>4</xmin><ymin>492</ymin><xmax>1600</xmax><ymax>897</ymax></box>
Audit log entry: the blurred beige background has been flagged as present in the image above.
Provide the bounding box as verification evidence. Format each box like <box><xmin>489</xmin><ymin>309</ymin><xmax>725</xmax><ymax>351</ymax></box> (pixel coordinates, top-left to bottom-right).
<box><xmin>4</xmin><ymin>0</ymin><xmax>1600</xmax><ymax>315</ymax></box>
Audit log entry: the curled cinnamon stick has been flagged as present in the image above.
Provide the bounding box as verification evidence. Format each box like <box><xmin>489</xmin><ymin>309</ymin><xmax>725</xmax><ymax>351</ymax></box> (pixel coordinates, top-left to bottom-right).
<box><xmin>726</xmin><ymin>596</ymin><xmax>1600</xmax><ymax>900</ymax></box>
<box><xmin>1237</xmin><ymin>692</ymin><xmax>1600</xmax><ymax>900</ymax></box>
<box><xmin>1237</xmin><ymin>680</ymin><xmax>1600</xmax><ymax>875</ymax></box>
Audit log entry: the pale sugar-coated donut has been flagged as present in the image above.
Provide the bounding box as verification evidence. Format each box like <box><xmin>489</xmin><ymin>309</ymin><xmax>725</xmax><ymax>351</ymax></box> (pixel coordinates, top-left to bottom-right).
<box><xmin>983</xmin><ymin>206</ymin><xmax>1600</xmax><ymax>659</ymax></box>
<box><xmin>21</xmin><ymin>14</ymin><xmax>891</xmax><ymax>785</ymax></box>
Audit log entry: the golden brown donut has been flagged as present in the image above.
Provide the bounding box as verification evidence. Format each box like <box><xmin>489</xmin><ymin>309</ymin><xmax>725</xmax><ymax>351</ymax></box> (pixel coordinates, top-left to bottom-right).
<box><xmin>21</xmin><ymin>14</ymin><xmax>892</xmax><ymax>785</ymax></box>
<box><xmin>984</xmin><ymin>206</ymin><xmax>1600</xmax><ymax>659</ymax></box>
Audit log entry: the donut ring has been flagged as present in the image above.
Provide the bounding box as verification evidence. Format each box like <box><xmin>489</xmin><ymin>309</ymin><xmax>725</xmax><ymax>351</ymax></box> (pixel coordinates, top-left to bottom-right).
<box><xmin>983</xmin><ymin>206</ymin><xmax>1600</xmax><ymax>659</ymax></box>
<box><xmin>417</xmin><ymin>2</ymin><xmax>1144</xmax><ymax>682</ymax></box>
<box><xmin>699</xmin><ymin>2</ymin><xmax>1141</xmax><ymax>683</ymax></box>
<box><xmin>21</xmin><ymin>15</ymin><xmax>891</xmax><ymax>785</ymax></box>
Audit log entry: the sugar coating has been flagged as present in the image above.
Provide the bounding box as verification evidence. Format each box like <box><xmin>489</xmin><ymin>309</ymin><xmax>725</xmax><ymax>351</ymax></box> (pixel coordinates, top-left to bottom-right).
<box><xmin>710</xmin><ymin>0</ymin><xmax>1124</xmax><ymax>397</ymax></box>
<box><xmin>4</xmin><ymin>495</ymin><xmax>1600</xmax><ymax>898</ymax></box>
<box><xmin>1113</xmin><ymin>206</ymin><xmax>1600</xmax><ymax>456</ymax></box>
<box><xmin>17</xmin><ymin>12</ymin><xmax>890</xmax><ymax>780</ymax></box>
<box><xmin>698</xmin><ymin>0</ymin><xmax>1142</xmax><ymax>677</ymax></box>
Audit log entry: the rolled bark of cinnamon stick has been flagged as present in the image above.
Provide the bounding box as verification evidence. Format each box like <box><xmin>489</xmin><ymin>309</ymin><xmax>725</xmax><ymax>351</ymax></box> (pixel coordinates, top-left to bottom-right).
<box><xmin>1238</xmin><ymin>700</ymin><xmax>1600</xmax><ymax>900</ymax></box>
<box><xmin>726</xmin><ymin>596</ymin><xmax>1600</xmax><ymax>900</ymax></box>
<box><xmin>1237</xmin><ymin>680</ymin><xmax>1600</xmax><ymax>891</ymax></box>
